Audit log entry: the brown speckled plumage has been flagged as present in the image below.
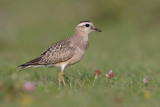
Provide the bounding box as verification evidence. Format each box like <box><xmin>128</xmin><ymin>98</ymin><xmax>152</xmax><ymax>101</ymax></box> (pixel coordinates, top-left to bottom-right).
<box><xmin>22</xmin><ymin>37</ymin><xmax>74</xmax><ymax>66</ymax></box>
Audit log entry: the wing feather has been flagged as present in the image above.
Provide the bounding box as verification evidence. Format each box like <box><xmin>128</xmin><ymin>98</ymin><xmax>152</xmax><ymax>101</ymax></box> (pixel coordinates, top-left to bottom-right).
<box><xmin>22</xmin><ymin>37</ymin><xmax>75</xmax><ymax>66</ymax></box>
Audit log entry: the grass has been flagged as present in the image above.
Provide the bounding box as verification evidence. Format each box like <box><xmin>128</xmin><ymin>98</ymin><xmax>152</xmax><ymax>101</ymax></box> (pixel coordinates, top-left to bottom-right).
<box><xmin>0</xmin><ymin>0</ymin><xmax>160</xmax><ymax>106</ymax></box>
<box><xmin>0</xmin><ymin>21</ymin><xmax>160</xmax><ymax>107</ymax></box>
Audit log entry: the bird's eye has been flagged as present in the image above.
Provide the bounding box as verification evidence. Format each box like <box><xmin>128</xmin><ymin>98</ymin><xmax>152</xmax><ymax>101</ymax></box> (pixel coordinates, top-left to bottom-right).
<box><xmin>85</xmin><ymin>24</ymin><xmax>90</xmax><ymax>27</ymax></box>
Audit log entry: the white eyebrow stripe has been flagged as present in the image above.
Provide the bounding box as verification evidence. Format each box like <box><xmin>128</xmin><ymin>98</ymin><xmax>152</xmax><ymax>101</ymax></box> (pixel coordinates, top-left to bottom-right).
<box><xmin>77</xmin><ymin>22</ymin><xmax>91</xmax><ymax>26</ymax></box>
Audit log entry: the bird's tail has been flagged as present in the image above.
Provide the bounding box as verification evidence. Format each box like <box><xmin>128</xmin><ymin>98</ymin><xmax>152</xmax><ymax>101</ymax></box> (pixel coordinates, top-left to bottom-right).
<box><xmin>18</xmin><ymin>57</ymin><xmax>43</xmax><ymax>71</ymax></box>
<box><xmin>17</xmin><ymin>64</ymin><xmax>30</xmax><ymax>72</ymax></box>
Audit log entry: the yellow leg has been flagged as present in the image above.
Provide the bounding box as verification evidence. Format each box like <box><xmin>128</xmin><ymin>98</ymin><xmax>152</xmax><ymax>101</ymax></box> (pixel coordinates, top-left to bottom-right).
<box><xmin>58</xmin><ymin>72</ymin><xmax>66</xmax><ymax>86</ymax></box>
<box><xmin>58</xmin><ymin>72</ymin><xmax>61</xmax><ymax>86</ymax></box>
<box><xmin>61</xmin><ymin>74</ymin><xmax>66</xmax><ymax>86</ymax></box>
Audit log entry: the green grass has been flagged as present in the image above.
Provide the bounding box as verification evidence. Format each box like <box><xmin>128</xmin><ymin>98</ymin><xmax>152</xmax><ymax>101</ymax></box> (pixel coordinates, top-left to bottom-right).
<box><xmin>1</xmin><ymin>0</ymin><xmax>160</xmax><ymax>107</ymax></box>
<box><xmin>0</xmin><ymin>21</ymin><xmax>160</xmax><ymax>107</ymax></box>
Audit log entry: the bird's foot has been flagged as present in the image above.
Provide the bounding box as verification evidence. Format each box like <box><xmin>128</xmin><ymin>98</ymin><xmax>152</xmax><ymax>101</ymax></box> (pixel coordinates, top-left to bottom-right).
<box><xmin>58</xmin><ymin>72</ymin><xmax>66</xmax><ymax>86</ymax></box>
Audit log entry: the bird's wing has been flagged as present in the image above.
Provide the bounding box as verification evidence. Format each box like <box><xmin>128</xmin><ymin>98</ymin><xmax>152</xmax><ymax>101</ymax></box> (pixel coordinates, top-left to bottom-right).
<box><xmin>21</xmin><ymin>37</ymin><xmax>75</xmax><ymax>66</ymax></box>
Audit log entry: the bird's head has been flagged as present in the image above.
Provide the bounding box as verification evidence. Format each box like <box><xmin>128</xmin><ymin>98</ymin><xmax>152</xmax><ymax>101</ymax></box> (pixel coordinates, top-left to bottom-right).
<box><xmin>75</xmin><ymin>21</ymin><xmax>102</xmax><ymax>34</ymax></box>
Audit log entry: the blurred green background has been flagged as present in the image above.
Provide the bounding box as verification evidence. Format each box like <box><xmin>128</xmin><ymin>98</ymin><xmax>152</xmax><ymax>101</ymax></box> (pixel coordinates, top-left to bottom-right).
<box><xmin>0</xmin><ymin>0</ymin><xmax>160</xmax><ymax>107</ymax></box>
<box><xmin>1</xmin><ymin>0</ymin><xmax>160</xmax><ymax>59</ymax></box>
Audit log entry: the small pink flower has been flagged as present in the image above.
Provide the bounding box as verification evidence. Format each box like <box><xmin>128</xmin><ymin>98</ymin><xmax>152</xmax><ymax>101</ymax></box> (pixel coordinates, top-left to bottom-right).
<box><xmin>22</xmin><ymin>81</ymin><xmax>34</xmax><ymax>92</ymax></box>
<box><xmin>105</xmin><ymin>73</ymin><xmax>109</xmax><ymax>77</ymax></box>
<box><xmin>105</xmin><ymin>69</ymin><xmax>114</xmax><ymax>79</ymax></box>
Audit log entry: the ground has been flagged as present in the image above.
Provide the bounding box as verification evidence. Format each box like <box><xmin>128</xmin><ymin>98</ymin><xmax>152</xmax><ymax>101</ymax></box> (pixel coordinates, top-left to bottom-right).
<box><xmin>0</xmin><ymin>1</ymin><xmax>160</xmax><ymax>106</ymax></box>
<box><xmin>0</xmin><ymin>21</ymin><xmax>160</xmax><ymax>107</ymax></box>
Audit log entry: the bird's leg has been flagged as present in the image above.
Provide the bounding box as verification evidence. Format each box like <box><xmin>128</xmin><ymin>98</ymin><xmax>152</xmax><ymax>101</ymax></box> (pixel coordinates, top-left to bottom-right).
<box><xmin>58</xmin><ymin>72</ymin><xmax>61</xmax><ymax>86</ymax></box>
<box><xmin>58</xmin><ymin>71</ymin><xmax>66</xmax><ymax>86</ymax></box>
<box><xmin>61</xmin><ymin>71</ymin><xmax>66</xmax><ymax>86</ymax></box>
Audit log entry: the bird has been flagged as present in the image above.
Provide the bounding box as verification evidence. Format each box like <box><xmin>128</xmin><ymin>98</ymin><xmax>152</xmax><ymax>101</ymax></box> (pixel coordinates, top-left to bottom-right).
<box><xmin>18</xmin><ymin>21</ymin><xmax>102</xmax><ymax>86</ymax></box>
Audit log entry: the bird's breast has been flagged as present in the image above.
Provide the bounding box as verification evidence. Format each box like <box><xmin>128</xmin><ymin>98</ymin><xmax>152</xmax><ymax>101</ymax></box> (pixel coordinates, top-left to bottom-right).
<box><xmin>78</xmin><ymin>38</ymin><xmax>89</xmax><ymax>51</ymax></box>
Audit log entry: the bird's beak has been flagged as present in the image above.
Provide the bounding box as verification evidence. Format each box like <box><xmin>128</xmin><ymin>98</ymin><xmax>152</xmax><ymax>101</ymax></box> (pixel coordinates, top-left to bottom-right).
<box><xmin>93</xmin><ymin>28</ymin><xmax>102</xmax><ymax>32</ymax></box>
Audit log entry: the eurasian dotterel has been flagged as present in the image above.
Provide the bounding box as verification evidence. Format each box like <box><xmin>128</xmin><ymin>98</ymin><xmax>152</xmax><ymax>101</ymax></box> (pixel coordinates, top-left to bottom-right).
<box><xmin>18</xmin><ymin>21</ymin><xmax>102</xmax><ymax>86</ymax></box>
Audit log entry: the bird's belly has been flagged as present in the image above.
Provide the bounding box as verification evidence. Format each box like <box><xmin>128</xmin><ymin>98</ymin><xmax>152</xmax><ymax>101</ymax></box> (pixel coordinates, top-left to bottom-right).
<box><xmin>45</xmin><ymin>64</ymin><xmax>55</xmax><ymax>67</ymax></box>
<box><xmin>69</xmin><ymin>55</ymin><xmax>83</xmax><ymax>65</ymax></box>
<box><xmin>53</xmin><ymin>54</ymin><xmax>83</xmax><ymax>69</ymax></box>
<box><xmin>54</xmin><ymin>48</ymin><xmax>86</xmax><ymax>68</ymax></box>
<box><xmin>68</xmin><ymin>50</ymin><xmax>85</xmax><ymax>65</ymax></box>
